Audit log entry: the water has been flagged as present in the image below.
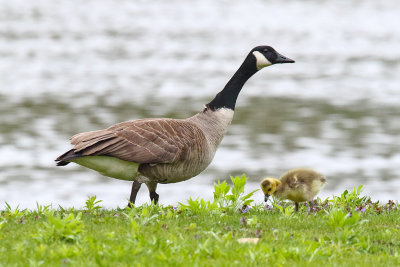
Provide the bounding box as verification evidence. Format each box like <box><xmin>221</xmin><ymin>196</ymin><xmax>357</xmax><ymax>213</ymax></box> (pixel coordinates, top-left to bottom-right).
<box><xmin>1</xmin><ymin>0</ymin><xmax>399</xmax><ymax>208</ymax></box>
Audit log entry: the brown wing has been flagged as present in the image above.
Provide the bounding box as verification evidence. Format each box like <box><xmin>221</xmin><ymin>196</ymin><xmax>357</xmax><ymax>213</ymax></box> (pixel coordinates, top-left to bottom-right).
<box><xmin>67</xmin><ymin>118</ymin><xmax>202</xmax><ymax>164</ymax></box>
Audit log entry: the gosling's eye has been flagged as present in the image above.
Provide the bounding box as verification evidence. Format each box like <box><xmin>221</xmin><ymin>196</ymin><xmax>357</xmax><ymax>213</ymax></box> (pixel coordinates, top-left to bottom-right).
<box><xmin>268</xmin><ymin>188</ymin><xmax>271</xmax><ymax>192</ymax></box>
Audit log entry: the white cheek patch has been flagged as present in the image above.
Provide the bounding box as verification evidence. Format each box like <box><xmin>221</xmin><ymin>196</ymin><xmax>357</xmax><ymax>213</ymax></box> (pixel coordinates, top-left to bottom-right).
<box><xmin>252</xmin><ymin>51</ymin><xmax>272</xmax><ymax>70</ymax></box>
<box><xmin>214</xmin><ymin>108</ymin><xmax>235</xmax><ymax>123</ymax></box>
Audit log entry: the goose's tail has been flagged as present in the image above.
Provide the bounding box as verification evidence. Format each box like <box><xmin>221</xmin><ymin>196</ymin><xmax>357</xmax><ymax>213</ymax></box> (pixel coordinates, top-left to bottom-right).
<box><xmin>55</xmin><ymin>149</ymin><xmax>82</xmax><ymax>166</ymax></box>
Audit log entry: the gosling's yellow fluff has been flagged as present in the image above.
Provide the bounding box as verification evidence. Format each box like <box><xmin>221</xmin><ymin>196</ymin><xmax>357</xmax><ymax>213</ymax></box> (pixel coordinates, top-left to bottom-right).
<box><xmin>261</xmin><ymin>168</ymin><xmax>326</xmax><ymax>211</ymax></box>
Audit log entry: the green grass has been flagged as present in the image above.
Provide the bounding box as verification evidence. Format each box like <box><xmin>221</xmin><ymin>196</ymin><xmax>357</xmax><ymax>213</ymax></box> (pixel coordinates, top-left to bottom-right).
<box><xmin>1</xmin><ymin>176</ymin><xmax>399</xmax><ymax>267</ymax></box>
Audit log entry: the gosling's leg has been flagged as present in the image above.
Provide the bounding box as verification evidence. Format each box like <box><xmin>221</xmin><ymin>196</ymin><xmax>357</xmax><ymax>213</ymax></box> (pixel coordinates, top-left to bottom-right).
<box><xmin>128</xmin><ymin>180</ymin><xmax>142</xmax><ymax>208</ymax></box>
<box><xmin>295</xmin><ymin>202</ymin><xmax>299</xmax><ymax>212</ymax></box>
<box><xmin>146</xmin><ymin>181</ymin><xmax>159</xmax><ymax>204</ymax></box>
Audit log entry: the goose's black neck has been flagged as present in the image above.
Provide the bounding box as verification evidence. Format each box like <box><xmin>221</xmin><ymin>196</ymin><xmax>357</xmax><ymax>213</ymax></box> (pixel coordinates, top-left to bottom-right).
<box><xmin>206</xmin><ymin>54</ymin><xmax>258</xmax><ymax>111</ymax></box>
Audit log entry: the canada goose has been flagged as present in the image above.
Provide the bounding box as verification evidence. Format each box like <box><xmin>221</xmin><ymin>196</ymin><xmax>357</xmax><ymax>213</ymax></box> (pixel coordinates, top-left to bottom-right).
<box><xmin>261</xmin><ymin>168</ymin><xmax>326</xmax><ymax>211</ymax></box>
<box><xmin>56</xmin><ymin>46</ymin><xmax>294</xmax><ymax>206</ymax></box>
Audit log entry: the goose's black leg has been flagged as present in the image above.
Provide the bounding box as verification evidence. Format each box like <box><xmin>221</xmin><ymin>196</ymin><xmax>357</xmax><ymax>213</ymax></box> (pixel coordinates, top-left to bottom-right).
<box><xmin>146</xmin><ymin>181</ymin><xmax>159</xmax><ymax>204</ymax></box>
<box><xmin>149</xmin><ymin>191</ymin><xmax>159</xmax><ymax>204</ymax></box>
<box><xmin>128</xmin><ymin>180</ymin><xmax>141</xmax><ymax>208</ymax></box>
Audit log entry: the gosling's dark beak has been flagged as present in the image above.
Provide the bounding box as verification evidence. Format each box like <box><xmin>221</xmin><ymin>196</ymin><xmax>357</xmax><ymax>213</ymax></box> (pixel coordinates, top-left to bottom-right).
<box><xmin>275</xmin><ymin>52</ymin><xmax>295</xmax><ymax>64</ymax></box>
<box><xmin>264</xmin><ymin>194</ymin><xmax>270</xmax><ymax>202</ymax></box>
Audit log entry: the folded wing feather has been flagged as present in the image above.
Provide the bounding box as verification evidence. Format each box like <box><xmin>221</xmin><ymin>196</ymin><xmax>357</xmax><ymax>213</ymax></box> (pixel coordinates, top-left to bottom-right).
<box><xmin>66</xmin><ymin>119</ymin><xmax>198</xmax><ymax>164</ymax></box>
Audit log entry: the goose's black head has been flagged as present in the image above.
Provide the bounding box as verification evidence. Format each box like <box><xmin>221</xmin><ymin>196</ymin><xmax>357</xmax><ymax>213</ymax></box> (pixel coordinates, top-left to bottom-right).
<box><xmin>251</xmin><ymin>46</ymin><xmax>295</xmax><ymax>70</ymax></box>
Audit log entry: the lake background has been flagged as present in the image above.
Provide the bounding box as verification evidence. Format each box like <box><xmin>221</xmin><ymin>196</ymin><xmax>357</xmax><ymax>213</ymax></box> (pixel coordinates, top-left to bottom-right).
<box><xmin>1</xmin><ymin>0</ymin><xmax>399</xmax><ymax>208</ymax></box>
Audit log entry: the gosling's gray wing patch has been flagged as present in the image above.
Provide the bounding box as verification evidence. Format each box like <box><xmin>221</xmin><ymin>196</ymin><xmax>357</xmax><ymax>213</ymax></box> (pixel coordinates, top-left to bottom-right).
<box><xmin>287</xmin><ymin>174</ymin><xmax>299</xmax><ymax>189</ymax></box>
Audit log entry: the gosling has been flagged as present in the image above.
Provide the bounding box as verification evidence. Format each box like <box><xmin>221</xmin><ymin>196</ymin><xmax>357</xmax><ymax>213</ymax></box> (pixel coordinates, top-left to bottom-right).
<box><xmin>261</xmin><ymin>168</ymin><xmax>326</xmax><ymax>211</ymax></box>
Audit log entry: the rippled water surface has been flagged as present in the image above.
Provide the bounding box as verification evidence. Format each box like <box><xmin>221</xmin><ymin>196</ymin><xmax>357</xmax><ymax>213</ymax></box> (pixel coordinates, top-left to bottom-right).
<box><xmin>1</xmin><ymin>0</ymin><xmax>400</xmax><ymax>208</ymax></box>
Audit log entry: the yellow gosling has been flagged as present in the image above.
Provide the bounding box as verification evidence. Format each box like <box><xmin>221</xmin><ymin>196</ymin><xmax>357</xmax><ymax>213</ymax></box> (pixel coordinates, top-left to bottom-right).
<box><xmin>261</xmin><ymin>168</ymin><xmax>326</xmax><ymax>211</ymax></box>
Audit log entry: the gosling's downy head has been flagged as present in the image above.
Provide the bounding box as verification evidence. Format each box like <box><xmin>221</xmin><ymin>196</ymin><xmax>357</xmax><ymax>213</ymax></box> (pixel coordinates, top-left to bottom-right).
<box><xmin>251</xmin><ymin>46</ymin><xmax>295</xmax><ymax>70</ymax></box>
<box><xmin>260</xmin><ymin>177</ymin><xmax>282</xmax><ymax>202</ymax></box>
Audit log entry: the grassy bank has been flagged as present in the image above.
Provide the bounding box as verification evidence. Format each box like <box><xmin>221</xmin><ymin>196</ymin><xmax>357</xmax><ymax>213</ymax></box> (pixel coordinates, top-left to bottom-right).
<box><xmin>1</xmin><ymin>176</ymin><xmax>399</xmax><ymax>267</ymax></box>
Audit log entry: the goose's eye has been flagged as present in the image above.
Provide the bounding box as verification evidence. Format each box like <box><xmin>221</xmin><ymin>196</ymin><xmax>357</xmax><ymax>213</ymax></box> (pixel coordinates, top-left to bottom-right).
<box><xmin>263</xmin><ymin>49</ymin><xmax>268</xmax><ymax>53</ymax></box>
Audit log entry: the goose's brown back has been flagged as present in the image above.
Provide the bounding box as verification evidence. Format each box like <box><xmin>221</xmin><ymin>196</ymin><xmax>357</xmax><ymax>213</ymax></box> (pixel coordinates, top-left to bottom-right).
<box><xmin>58</xmin><ymin>119</ymin><xmax>205</xmax><ymax>163</ymax></box>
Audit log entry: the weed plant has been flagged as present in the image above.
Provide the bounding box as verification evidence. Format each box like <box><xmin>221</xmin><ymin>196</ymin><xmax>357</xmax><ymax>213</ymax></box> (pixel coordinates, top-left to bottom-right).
<box><xmin>0</xmin><ymin>175</ymin><xmax>399</xmax><ymax>266</ymax></box>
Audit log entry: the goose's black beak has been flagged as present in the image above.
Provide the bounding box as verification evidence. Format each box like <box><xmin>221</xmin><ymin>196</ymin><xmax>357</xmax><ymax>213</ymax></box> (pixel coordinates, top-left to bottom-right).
<box><xmin>275</xmin><ymin>53</ymin><xmax>295</xmax><ymax>64</ymax></box>
<box><xmin>264</xmin><ymin>194</ymin><xmax>270</xmax><ymax>202</ymax></box>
